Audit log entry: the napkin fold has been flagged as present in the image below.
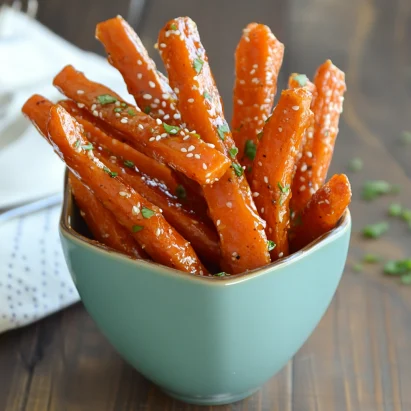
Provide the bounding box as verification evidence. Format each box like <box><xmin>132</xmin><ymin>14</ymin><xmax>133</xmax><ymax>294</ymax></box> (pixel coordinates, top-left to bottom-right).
<box><xmin>0</xmin><ymin>6</ymin><xmax>132</xmax><ymax>333</ymax></box>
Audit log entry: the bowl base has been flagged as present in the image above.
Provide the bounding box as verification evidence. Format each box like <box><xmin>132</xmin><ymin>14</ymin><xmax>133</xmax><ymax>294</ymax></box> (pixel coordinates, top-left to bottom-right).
<box><xmin>161</xmin><ymin>386</ymin><xmax>261</xmax><ymax>406</ymax></box>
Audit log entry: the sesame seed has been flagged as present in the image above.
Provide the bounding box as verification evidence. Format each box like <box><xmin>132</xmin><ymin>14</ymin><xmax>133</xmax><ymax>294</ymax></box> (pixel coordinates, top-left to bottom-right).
<box><xmin>207</xmin><ymin>143</ymin><xmax>215</xmax><ymax>148</ymax></box>
<box><xmin>162</xmin><ymin>93</ymin><xmax>170</xmax><ymax>100</ymax></box>
<box><xmin>264</xmin><ymin>176</ymin><xmax>268</xmax><ymax>184</ymax></box>
<box><xmin>187</xmin><ymin>98</ymin><xmax>195</xmax><ymax>103</ymax></box>
<box><xmin>264</xmin><ymin>98</ymin><xmax>271</xmax><ymax>103</ymax></box>
<box><xmin>173</xmin><ymin>113</ymin><xmax>181</xmax><ymax>119</ymax></box>
<box><xmin>91</xmin><ymin>104</ymin><xmax>97</xmax><ymax>111</ymax></box>
<box><xmin>158</xmin><ymin>109</ymin><xmax>165</xmax><ymax>115</ymax></box>
<box><xmin>254</xmin><ymin>116</ymin><xmax>259</xmax><ymax>121</ymax></box>
<box><xmin>119</xmin><ymin>191</ymin><xmax>129</xmax><ymax>197</ymax></box>
<box><xmin>161</xmin><ymin>101</ymin><xmax>167</xmax><ymax>108</ymax></box>
<box><xmin>181</xmin><ymin>148</ymin><xmax>187</xmax><ymax>152</ymax></box>
<box><xmin>156</xmin><ymin>228</ymin><xmax>161</xmax><ymax>237</ymax></box>
<box><xmin>205</xmin><ymin>179</ymin><xmax>210</xmax><ymax>184</ymax></box>
<box><xmin>137</xmin><ymin>73</ymin><xmax>142</xmax><ymax>79</ymax></box>
<box><xmin>278</xmin><ymin>127</ymin><xmax>282</xmax><ymax>132</ymax></box>
<box><xmin>203</xmin><ymin>163</ymin><xmax>207</xmax><ymax>170</ymax></box>
<box><xmin>237</xmin><ymin>99</ymin><xmax>243</xmax><ymax>105</ymax></box>
<box><xmin>156</xmin><ymin>118</ymin><xmax>162</xmax><ymax>125</ymax></box>
<box><xmin>258</xmin><ymin>161</ymin><xmax>262</xmax><ymax>166</ymax></box>
<box><xmin>244</xmin><ymin>36</ymin><xmax>250</xmax><ymax>42</ymax></box>
<box><xmin>174</xmin><ymin>87</ymin><xmax>179</xmax><ymax>94</ymax></box>
<box><xmin>261</xmin><ymin>207</ymin><xmax>265</xmax><ymax>214</ymax></box>
<box><xmin>93</xmin><ymin>110</ymin><xmax>99</xmax><ymax>117</ymax></box>
<box><xmin>151</xmin><ymin>104</ymin><xmax>158</xmax><ymax>108</ymax></box>
<box><xmin>251</xmin><ymin>78</ymin><xmax>259</xmax><ymax>84</ymax></box>
<box><xmin>180</xmin><ymin>130</ymin><xmax>185</xmax><ymax>136</ymax></box>
<box><xmin>301</xmin><ymin>163</ymin><xmax>308</xmax><ymax>172</ymax></box>
<box><xmin>239</xmin><ymin>79</ymin><xmax>246</xmax><ymax>85</ymax></box>
<box><xmin>186</xmin><ymin>153</ymin><xmax>193</xmax><ymax>157</ymax></box>
<box><xmin>226</xmin><ymin>202</ymin><xmax>233</xmax><ymax>208</ymax></box>
<box><xmin>132</xmin><ymin>206</ymin><xmax>140</xmax><ymax>215</ymax></box>
<box><xmin>292</xmin><ymin>105</ymin><xmax>300</xmax><ymax>111</ymax></box>
<box><xmin>161</xmin><ymin>133</ymin><xmax>168</xmax><ymax>138</ymax></box>
<box><xmin>300</xmin><ymin>185</ymin><xmax>306</xmax><ymax>192</ymax></box>
<box><xmin>154</xmin><ymin>98</ymin><xmax>160</xmax><ymax>104</ymax></box>
<box><xmin>216</xmin><ymin>219</ymin><xmax>221</xmax><ymax>226</ymax></box>
<box><xmin>121</xmin><ymin>117</ymin><xmax>128</xmax><ymax>124</ymax></box>
<box><xmin>77</xmin><ymin>103</ymin><xmax>85</xmax><ymax>108</ymax></box>
<box><xmin>77</xmin><ymin>90</ymin><xmax>84</xmax><ymax>95</ymax></box>
<box><xmin>163</xmin><ymin>114</ymin><xmax>170</xmax><ymax>120</ymax></box>
<box><xmin>187</xmin><ymin>145</ymin><xmax>195</xmax><ymax>152</ymax></box>
<box><xmin>194</xmin><ymin>154</ymin><xmax>201</xmax><ymax>159</ymax></box>
<box><xmin>250</xmin><ymin>69</ymin><xmax>256</xmax><ymax>75</ymax></box>
<box><xmin>300</xmin><ymin>176</ymin><xmax>306</xmax><ymax>182</ymax></box>
<box><xmin>183</xmin><ymin>136</ymin><xmax>190</xmax><ymax>141</ymax></box>
<box><xmin>138</xmin><ymin>124</ymin><xmax>144</xmax><ymax>130</ymax></box>
<box><xmin>149</xmin><ymin>81</ymin><xmax>156</xmax><ymax>88</ymax></box>
<box><xmin>306</xmin><ymin>151</ymin><xmax>313</xmax><ymax>158</ymax></box>
<box><xmin>149</xmin><ymin>137</ymin><xmax>155</xmax><ymax>142</ymax></box>
<box><xmin>137</xmin><ymin>59</ymin><xmax>142</xmax><ymax>65</ymax></box>
<box><xmin>160</xmin><ymin>43</ymin><xmax>166</xmax><ymax>48</ymax></box>
<box><xmin>310</xmin><ymin>188</ymin><xmax>316</xmax><ymax>195</ymax></box>
<box><xmin>156</xmin><ymin>136</ymin><xmax>161</xmax><ymax>141</ymax></box>
<box><xmin>143</xmin><ymin>94</ymin><xmax>152</xmax><ymax>100</ymax></box>
<box><xmin>325</xmin><ymin>199</ymin><xmax>330</xmax><ymax>204</ymax></box>
<box><xmin>279</xmin><ymin>252</ymin><xmax>284</xmax><ymax>258</ymax></box>
<box><xmin>252</xmin><ymin>192</ymin><xmax>260</xmax><ymax>197</ymax></box>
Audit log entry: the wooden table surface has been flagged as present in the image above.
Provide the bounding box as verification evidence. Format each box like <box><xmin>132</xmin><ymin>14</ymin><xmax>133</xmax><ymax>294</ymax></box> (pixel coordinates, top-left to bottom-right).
<box><xmin>1</xmin><ymin>0</ymin><xmax>411</xmax><ymax>409</ymax></box>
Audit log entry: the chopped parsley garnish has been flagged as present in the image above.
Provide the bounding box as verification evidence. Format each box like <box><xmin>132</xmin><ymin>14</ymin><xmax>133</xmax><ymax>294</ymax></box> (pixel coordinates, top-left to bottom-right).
<box><xmin>74</xmin><ymin>139</ymin><xmax>81</xmax><ymax>149</ymax></box>
<box><xmin>103</xmin><ymin>166</ymin><xmax>118</xmax><ymax>178</ymax></box>
<box><xmin>384</xmin><ymin>259</ymin><xmax>411</xmax><ymax>275</ymax></box>
<box><xmin>402</xmin><ymin>209</ymin><xmax>411</xmax><ymax>222</ymax></box>
<box><xmin>353</xmin><ymin>263</ymin><xmax>363</xmax><ymax>272</ymax></box>
<box><xmin>267</xmin><ymin>240</ymin><xmax>276</xmax><ymax>251</ymax></box>
<box><xmin>363</xmin><ymin>254</ymin><xmax>380</xmax><ymax>263</ymax></box>
<box><xmin>217</xmin><ymin>123</ymin><xmax>230</xmax><ymax>140</ymax></box>
<box><xmin>163</xmin><ymin>122</ymin><xmax>180</xmax><ymax>135</ymax></box>
<box><xmin>257</xmin><ymin>131</ymin><xmax>263</xmax><ymax>140</ymax></box>
<box><xmin>175</xmin><ymin>184</ymin><xmax>186</xmax><ymax>199</ymax></box>
<box><xmin>123</xmin><ymin>160</ymin><xmax>135</xmax><ymax>168</ymax></box>
<box><xmin>401</xmin><ymin>274</ymin><xmax>411</xmax><ymax>285</ymax></box>
<box><xmin>278</xmin><ymin>182</ymin><xmax>290</xmax><ymax>194</ymax></box>
<box><xmin>214</xmin><ymin>272</ymin><xmax>230</xmax><ymax>277</ymax></box>
<box><xmin>97</xmin><ymin>94</ymin><xmax>118</xmax><ymax>105</ymax></box>
<box><xmin>170</xmin><ymin>23</ymin><xmax>177</xmax><ymax>30</ymax></box>
<box><xmin>388</xmin><ymin>203</ymin><xmax>403</xmax><ymax>217</ymax></box>
<box><xmin>400</xmin><ymin>130</ymin><xmax>411</xmax><ymax>144</ymax></box>
<box><xmin>141</xmin><ymin>207</ymin><xmax>155</xmax><ymax>219</ymax></box>
<box><xmin>292</xmin><ymin>73</ymin><xmax>308</xmax><ymax>87</ymax></box>
<box><xmin>144</xmin><ymin>106</ymin><xmax>151</xmax><ymax>114</ymax></box>
<box><xmin>362</xmin><ymin>180</ymin><xmax>398</xmax><ymax>201</ymax></box>
<box><xmin>127</xmin><ymin>108</ymin><xmax>137</xmax><ymax>117</ymax></box>
<box><xmin>362</xmin><ymin>221</ymin><xmax>389</xmax><ymax>238</ymax></box>
<box><xmin>244</xmin><ymin>140</ymin><xmax>257</xmax><ymax>160</ymax></box>
<box><xmin>229</xmin><ymin>147</ymin><xmax>238</xmax><ymax>159</ymax></box>
<box><xmin>132</xmin><ymin>225</ymin><xmax>144</xmax><ymax>233</ymax></box>
<box><xmin>121</xmin><ymin>102</ymin><xmax>127</xmax><ymax>108</ymax></box>
<box><xmin>191</xmin><ymin>132</ymin><xmax>201</xmax><ymax>139</ymax></box>
<box><xmin>193</xmin><ymin>57</ymin><xmax>204</xmax><ymax>74</ymax></box>
<box><xmin>232</xmin><ymin>162</ymin><xmax>244</xmax><ymax>177</ymax></box>
<box><xmin>81</xmin><ymin>143</ymin><xmax>93</xmax><ymax>151</ymax></box>
<box><xmin>203</xmin><ymin>91</ymin><xmax>212</xmax><ymax>101</ymax></box>
<box><xmin>348</xmin><ymin>157</ymin><xmax>363</xmax><ymax>172</ymax></box>
<box><xmin>114</xmin><ymin>107</ymin><xmax>122</xmax><ymax>113</ymax></box>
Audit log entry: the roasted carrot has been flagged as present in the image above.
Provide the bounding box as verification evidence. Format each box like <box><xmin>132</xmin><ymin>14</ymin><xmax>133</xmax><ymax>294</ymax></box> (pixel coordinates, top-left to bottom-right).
<box><xmin>53</xmin><ymin>65</ymin><xmax>231</xmax><ymax>186</ymax></box>
<box><xmin>289</xmin><ymin>174</ymin><xmax>351</xmax><ymax>252</ymax></box>
<box><xmin>232</xmin><ymin>23</ymin><xmax>284</xmax><ymax>175</ymax></box>
<box><xmin>22</xmin><ymin>94</ymin><xmax>53</xmax><ymax>137</ymax></box>
<box><xmin>251</xmin><ymin>88</ymin><xmax>312</xmax><ymax>260</ymax></box>
<box><xmin>158</xmin><ymin>17</ymin><xmax>270</xmax><ymax>273</ymax></box>
<box><xmin>96</xmin><ymin>16</ymin><xmax>181</xmax><ymax>124</ymax></box>
<box><xmin>290</xmin><ymin>61</ymin><xmax>346</xmax><ymax>215</ymax></box>
<box><xmin>69</xmin><ymin>173</ymin><xmax>147</xmax><ymax>259</ymax></box>
<box><xmin>48</xmin><ymin>104</ymin><xmax>207</xmax><ymax>274</ymax></box>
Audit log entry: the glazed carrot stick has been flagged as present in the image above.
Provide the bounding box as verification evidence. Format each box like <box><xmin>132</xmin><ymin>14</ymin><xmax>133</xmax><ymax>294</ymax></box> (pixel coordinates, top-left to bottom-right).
<box><xmin>59</xmin><ymin>99</ymin><xmax>209</xmax><ymax>218</ymax></box>
<box><xmin>289</xmin><ymin>174</ymin><xmax>351</xmax><ymax>252</ymax></box>
<box><xmin>48</xmin><ymin>104</ymin><xmax>207</xmax><ymax>274</ymax></box>
<box><xmin>251</xmin><ymin>88</ymin><xmax>312</xmax><ymax>260</ymax></box>
<box><xmin>96</xmin><ymin>16</ymin><xmax>181</xmax><ymax>124</ymax></box>
<box><xmin>158</xmin><ymin>17</ymin><xmax>270</xmax><ymax>273</ymax></box>
<box><xmin>21</xmin><ymin>94</ymin><xmax>53</xmax><ymax>137</ymax></box>
<box><xmin>290</xmin><ymin>61</ymin><xmax>346</xmax><ymax>215</ymax></box>
<box><xmin>69</xmin><ymin>173</ymin><xmax>147</xmax><ymax>259</ymax></box>
<box><xmin>232</xmin><ymin>23</ymin><xmax>284</xmax><ymax>175</ymax></box>
<box><xmin>53</xmin><ymin>65</ymin><xmax>230</xmax><ymax>185</ymax></box>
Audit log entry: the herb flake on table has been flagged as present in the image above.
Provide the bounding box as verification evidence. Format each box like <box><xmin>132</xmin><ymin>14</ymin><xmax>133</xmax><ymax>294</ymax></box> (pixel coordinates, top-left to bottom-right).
<box><xmin>388</xmin><ymin>203</ymin><xmax>403</xmax><ymax>217</ymax></box>
<box><xmin>362</xmin><ymin>180</ymin><xmax>399</xmax><ymax>201</ymax></box>
<box><xmin>363</xmin><ymin>254</ymin><xmax>380</xmax><ymax>263</ymax></box>
<box><xmin>362</xmin><ymin>221</ymin><xmax>389</xmax><ymax>238</ymax></box>
<box><xmin>348</xmin><ymin>157</ymin><xmax>363</xmax><ymax>172</ymax></box>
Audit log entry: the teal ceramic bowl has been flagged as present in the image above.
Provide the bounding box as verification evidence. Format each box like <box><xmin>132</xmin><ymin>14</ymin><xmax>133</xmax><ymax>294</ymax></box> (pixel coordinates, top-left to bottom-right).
<box><xmin>59</xmin><ymin>175</ymin><xmax>351</xmax><ymax>406</ymax></box>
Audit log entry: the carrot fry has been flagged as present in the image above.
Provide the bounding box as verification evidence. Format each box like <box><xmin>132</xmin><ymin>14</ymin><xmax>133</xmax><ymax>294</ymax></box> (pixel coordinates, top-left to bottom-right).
<box><xmin>69</xmin><ymin>173</ymin><xmax>147</xmax><ymax>259</ymax></box>
<box><xmin>232</xmin><ymin>23</ymin><xmax>284</xmax><ymax>175</ymax></box>
<box><xmin>96</xmin><ymin>16</ymin><xmax>181</xmax><ymax>124</ymax></box>
<box><xmin>251</xmin><ymin>88</ymin><xmax>312</xmax><ymax>260</ymax></box>
<box><xmin>289</xmin><ymin>174</ymin><xmax>351</xmax><ymax>252</ymax></box>
<box><xmin>47</xmin><ymin>104</ymin><xmax>207</xmax><ymax>274</ymax></box>
<box><xmin>290</xmin><ymin>61</ymin><xmax>346</xmax><ymax>215</ymax></box>
<box><xmin>158</xmin><ymin>17</ymin><xmax>270</xmax><ymax>274</ymax></box>
<box><xmin>53</xmin><ymin>65</ymin><xmax>230</xmax><ymax>185</ymax></box>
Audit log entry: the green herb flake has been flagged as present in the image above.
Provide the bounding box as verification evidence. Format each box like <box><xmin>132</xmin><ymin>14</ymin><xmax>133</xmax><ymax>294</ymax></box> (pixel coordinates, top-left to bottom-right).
<box><xmin>97</xmin><ymin>94</ymin><xmax>118</xmax><ymax>105</ymax></box>
<box><xmin>103</xmin><ymin>166</ymin><xmax>118</xmax><ymax>178</ymax></box>
<box><xmin>278</xmin><ymin>182</ymin><xmax>290</xmax><ymax>194</ymax></box>
<box><xmin>193</xmin><ymin>57</ymin><xmax>204</xmax><ymax>74</ymax></box>
<box><xmin>257</xmin><ymin>131</ymin><xmax>263</xmax><ymax>140</ymax></box>
<box><xmin>170</xmin><ymin>23</ymin><xmax>177</xmax><ymax>30</ymax></box>
<box><xmin>400</xmin><ymin>130</ymin><xmax>411</xmax><ymax>144</ymax></box>
<box><xmin>141</xmin><ymin>207</ymin><xmax>155</xmax><ymax>219</ymax></box>
<box><xmin>127</xmin><ymin>108</ymin><xmax>137</xmax><ymax>117</ymax></box>
<box><xmin>213</xmin><ymin>272</ymin><xmax>230</xmax><ymax>277</ymax></box>
<box><xmin>144</xmin><ymin>106</ymin><xmax>151</xmax><ymax>114</ymax></box>
<box><xmin>232</xmin><ymin>162</ymin><xmax>244</xmax><ymax>177</ymax></box>
<box><xmin>348</xmin><ymin>157</ymin><xmax>363</xmax><ymax>172</ymax></box>
<box><xmin>121</xmin><ymin>102</ymin><xmax>127</xmax><ymax>108</ymax></box>
<box><xmin>292</xmin><ymin>73</ymin><xmax>308</xmax><ymax>87</ymax></box>
<box><xmin>244</xmin><ymin>140</ymin><xmax>257</xmax><ymax>161</ymax></box>
<box><xmin>175</xmin><ymin>184</ymin><xmax>186</xmax><ymax>200</ymax></box>
<box><xmin>114</xmin><ymin>107</ymin><xmax>123</xmax><ymax>113</ymax></box>
<box><xmin>191</xmin><ymin>132</ymin><xmax>201</xmax><ymax>139</ymax></box>
<box><xmin>163</xmin><ymin>122</ymin><xmax>180</xmax><ymax>135</ymax></box>
<box><xmin>267</xmin><ymin>240</ymin><xmax>276</xmax><ymax>252</ymax></box>
<box><xmin>353</xmin><ymin>263</ymin><xmax>363</xmax><ymax>273</ymax></box>
<box><xmin>384</xmin><ymin>259</ymin><xmax>411</xmax><ymax>276</ymax></box>
<box><xmin>402</xmin><ymin>209</ymin><xmax>411</xmax><ymax>222</ymax></box>
<box><xmin>363</xmin><ymin>254</ymin><xmax>380</xmax><ymax>264</ymax></box>
<box><xmin>401</xmin><ymin>273</ymin><xmax>411</xmax><ymax>285</ymax></box>
<box><xmin>217</xmin><ymin>123</ymin><xmax>230</xmax><ymax>141</ymax></box>
<box><xmin>132</xmin><ymin>225</ymin><xmax>144</xmax><ymax>233</ymax></box>
<box><xmin>203</xmin><ymin>91</ymin><xmax>212</xmax><ymax>101</ymax></box>
<box><xmin>362</xmin><ymin>180</ymin><xmax>397</xmax><ymax>201</ymax></box>
<box><xmin>74</xmin><ymin>139</ymin><xmax>81</xmax><ymax>149</ymax></box>
<box><xmin>123</xmin><ymin>160</ymin><xmax>135</xmax><ymax>168</ymax></box>
<box><xmin>81</xmin><ymin>143</ymin><xmax>93</xmax><ymax>151</ymax></box>
<box><xmin>362</xmin><ymin>221</ymin><xmax>389</xmax><ymax>239</ymax></box>
<box><xmin>229</xmin><ymin>147</ymin><xmax>238</xmax><ymax>159</ymax></box>
<box><xmin>388</xmin><ymin>203</ymin><xmax>403</xmax><ymax>217</ymax></box>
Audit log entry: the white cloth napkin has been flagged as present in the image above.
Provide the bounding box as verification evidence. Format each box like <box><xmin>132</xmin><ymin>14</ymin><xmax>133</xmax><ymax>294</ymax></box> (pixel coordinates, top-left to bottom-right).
<box><xmin>0</xmin><ymin>7</ymin><xmax>132</xmax><ymax>333</ymax></box>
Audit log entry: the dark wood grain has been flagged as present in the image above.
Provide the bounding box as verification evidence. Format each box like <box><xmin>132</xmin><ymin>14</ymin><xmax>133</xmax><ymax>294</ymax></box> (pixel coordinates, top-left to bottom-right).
<box><xmin>1</xmin><ymin>0</ymin><xmax>411</xmax><ymax>409</ymax></box>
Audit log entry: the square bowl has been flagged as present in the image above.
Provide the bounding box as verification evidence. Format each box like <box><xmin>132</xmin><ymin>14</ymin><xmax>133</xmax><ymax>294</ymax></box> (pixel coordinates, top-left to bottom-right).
<box><xmin>59</xmin><ymin>172</ymin><xmax>351</xmax><ymax>406</ymax></box>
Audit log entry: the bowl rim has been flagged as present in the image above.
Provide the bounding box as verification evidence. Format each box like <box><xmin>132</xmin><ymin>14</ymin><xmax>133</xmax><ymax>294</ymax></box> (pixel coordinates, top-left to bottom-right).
<box><xmin>60</xmin><ymin>170</ymin><xmax>351</xmax><ymax>285</ymax></box>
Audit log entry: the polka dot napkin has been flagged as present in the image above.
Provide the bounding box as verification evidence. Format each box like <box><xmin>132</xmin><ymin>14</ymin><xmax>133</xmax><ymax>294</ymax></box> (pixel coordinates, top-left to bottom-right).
<box><xmin>0</xmin><ymin>204</ymin><xmax>79</xmax><ymax>332</ymax></box>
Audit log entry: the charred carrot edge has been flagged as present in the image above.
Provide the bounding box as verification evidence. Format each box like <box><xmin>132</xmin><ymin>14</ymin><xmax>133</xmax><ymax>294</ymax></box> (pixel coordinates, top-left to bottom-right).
<box><xmin>232</xmin><ymin>23</ymin><xmax>284</xmax><ymax>175</ymax></box>
<box><xmin>251</xmin><ymin>88</ymin><xmax>313</xmax><ymax>260</ymax></box>
<box><xmin>96</xmin><ymin>16</ymin><xmax>182</xmax><ymax>125</ymax></box>
<box><xmin>48</xmin><ymin>104</ymin><xmax>207</xmax><ymax>274</ymax></box>
<box><xmin>69</xmin><ymin>173</ymin><xmax>147</xmax><ymax>259</ymax></box>
<box><xmin>158</xmin><ymin>18</ymin><xmax>270</xmax><ymax>274</ymax></box>
<box><xmin>290</xmin><ymin>61</ymin><xmax>346</xmax><ymax>215</ymax></box>
<box><xmin>53</xmin><ymin>65</ymin><xmax>230</xmax><ymax>185</ymax></box>
<box><xmin>289</xmin><ymin>174</ymin><xmax>351</xmax><ymax>252</ymax></box>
